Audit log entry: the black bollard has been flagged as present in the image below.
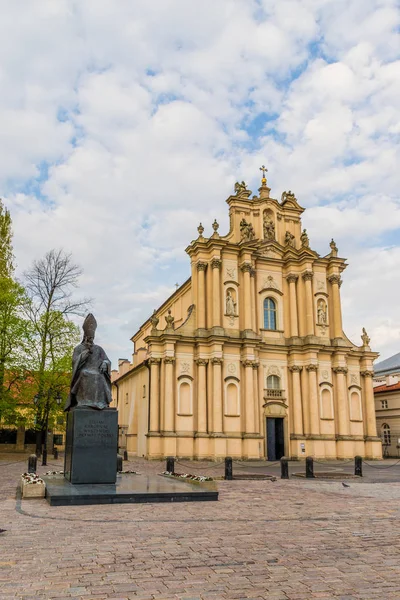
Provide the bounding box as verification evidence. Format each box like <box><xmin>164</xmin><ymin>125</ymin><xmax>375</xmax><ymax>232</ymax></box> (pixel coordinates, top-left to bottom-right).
<box><xmin>280</xmin><ymin>457</ymin><xmax>289</xmax><ymax>479</ymax></box>
<box><xmin>123</xmin><ymin>449</ymin><xmax>128</xmax><ymax>461</ymax></box>
<box><xmin>166</xmin><ymin>456</ymin><xmax>175</xmax><ymax>474</ymax></box>
<box><xmin>306</xmin><ymin>456</ymin><xmax>315</xmax><ymax>478</ymax></box>
<box><xmin>355</xmin><ymin>455</ymin><xmax>362</xmax><ymax>477</ymax></box>
<box><xmin>41</xmin><ymin>447</ymin><xmax>47</xmax><ymax>467</ymax></box>
<box><xmin>53</xmin><ymin>447</ymin><xmax>58</xmax><ymax>460</ymax></box>
<box><xmin>225</xmin><ymin>457</ymin><xmax>233</xmax><ymax>480</ymax></box>
<box><xmin>117</xmin><ymin>454</ymin><xmax>123</xmax><ymax>472</ymax></box>
<box><xmin>28</xmin><ymin>454</ymin><xmax>37</xmax><ymax>473</ymax></box>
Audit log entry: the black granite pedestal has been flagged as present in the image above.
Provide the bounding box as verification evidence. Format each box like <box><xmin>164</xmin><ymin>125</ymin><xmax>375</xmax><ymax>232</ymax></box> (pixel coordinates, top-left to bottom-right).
<box><xmin>64</xmin><ymin>408</ymin><xmax>118</xmax><ymax>484</ymax></box>
<box><xmin>44</xmin><ymin>474</ymin><xmax>219</xmax><ymax>506</ymax></box>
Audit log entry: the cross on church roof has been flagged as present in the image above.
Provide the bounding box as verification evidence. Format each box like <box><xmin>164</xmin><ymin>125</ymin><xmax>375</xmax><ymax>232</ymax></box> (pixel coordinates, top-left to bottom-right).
<box><xmin>259</xmin><ymin>165</ymin><xmax>268</xmax><ymax>181</ymax></box>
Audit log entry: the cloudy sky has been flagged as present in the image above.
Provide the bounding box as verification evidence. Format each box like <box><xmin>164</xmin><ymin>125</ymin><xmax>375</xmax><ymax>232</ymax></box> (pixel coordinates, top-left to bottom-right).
<box><xmin>1</xmin><ymin>0</ymin><xmax>399</xmax><ymax>366</ymax></box>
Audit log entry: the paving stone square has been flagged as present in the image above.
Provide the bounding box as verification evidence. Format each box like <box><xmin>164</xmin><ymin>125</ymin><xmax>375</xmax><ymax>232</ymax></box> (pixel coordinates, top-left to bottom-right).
<box><xmin>1</xmin><ymin>455</ymin><xmax>400</xmax><ymax>599</ymax></box>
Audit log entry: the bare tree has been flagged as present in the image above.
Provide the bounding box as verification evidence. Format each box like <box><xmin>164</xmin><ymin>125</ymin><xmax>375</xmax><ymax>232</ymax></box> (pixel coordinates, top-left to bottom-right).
<box><xmin>24</xmin><ymin>249</ymin><xmax>91</xmax><ymax>457</ymax></box>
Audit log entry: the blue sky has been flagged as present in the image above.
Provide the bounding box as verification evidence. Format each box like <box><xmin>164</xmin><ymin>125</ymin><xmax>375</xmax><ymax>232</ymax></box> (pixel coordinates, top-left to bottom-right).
<box><xmin>0</xmin><ymin>0</ymin><xmax>399</xmax><ymax>365</ymax></box>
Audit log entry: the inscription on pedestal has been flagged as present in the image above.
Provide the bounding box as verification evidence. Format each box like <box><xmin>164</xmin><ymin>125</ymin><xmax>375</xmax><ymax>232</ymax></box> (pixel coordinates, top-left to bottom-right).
<box><xmin>64</xmin><ymin>409</ymin><xmax>118</xmax><ymax>485</ymax></box>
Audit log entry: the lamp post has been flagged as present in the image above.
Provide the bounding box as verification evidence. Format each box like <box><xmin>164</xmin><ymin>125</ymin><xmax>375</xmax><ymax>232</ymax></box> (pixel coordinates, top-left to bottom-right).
<box><xmin>33</xmin><ymin>394</ymin><xmax>41</xmax><ymax>457</ymax></box>
<box><xmin>41</xmin><ymin>391</ymin><xmax>63</xmax><ymax>467</ymax></box>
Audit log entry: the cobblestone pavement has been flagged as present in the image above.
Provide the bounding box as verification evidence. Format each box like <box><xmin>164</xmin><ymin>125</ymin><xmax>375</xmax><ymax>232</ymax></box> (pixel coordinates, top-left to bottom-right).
<box><xmin>1</xmin><ymin>454</ymin><xmax>400</xmax><ymax>599</ymax></box>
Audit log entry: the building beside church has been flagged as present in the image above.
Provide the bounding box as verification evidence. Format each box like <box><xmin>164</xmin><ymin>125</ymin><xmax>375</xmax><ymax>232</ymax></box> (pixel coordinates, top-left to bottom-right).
<box><xmin>373</xmin><ymin>352</ymin><xmax>400</xmax><ymax>457</ymax></box>
<box><xmin>112</xmin><ymin>172</ymin><xmax>382</xmax><ymax>460</ymax></box>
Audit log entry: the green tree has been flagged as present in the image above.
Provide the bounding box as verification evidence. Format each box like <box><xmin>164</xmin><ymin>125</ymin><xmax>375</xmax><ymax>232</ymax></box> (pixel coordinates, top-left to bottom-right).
<box><xmin>0</xmin><ymin>200</ymin><xmax>29</xmax><ymax>423</ymax></box>
<box><xmin>24</xmin><ymin>249</ymin><xmax>89</xmax><ymax>454</ymax></box>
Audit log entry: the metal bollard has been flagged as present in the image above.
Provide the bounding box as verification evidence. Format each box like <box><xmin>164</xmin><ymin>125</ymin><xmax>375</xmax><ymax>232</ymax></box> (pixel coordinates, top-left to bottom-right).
<box><xmin>53</xmin><ymin>447</ymin><xmax>58</xmax><ymax>460</ymax></box>
<box><xmin>306</xmin><ymin>456</ymin><xmax>315</xmax><ymax>478</ymax></box>
<box><xmin>117</xmin><ymin>454</ymin><xmax>123</xmax><ymax>472</ymax></box>
<box><xmin>28</xmin><ymin>454</ymin><xmax>37</xmax><ymax>473</ymax></box>
<box><xmin>280</xmin><ymin>457</ymin><xmax>289</xmax><ymax>479</ymax></box>
<box><xmin>225</xmin><ymin>457</ymin><xmax>233</xmax><ymax>480</ymax></box>
<box><xmin>166</xmin><ymin>456</ymin><xmax>175</xmax><ymax>474</ymax></box>
<box><xmin>355</xmin><ymin>455</ymin><xmax>362</xmax><ymax>477</ymax></box>
<box><xmin>123</xmin><ymin>449</ymin><xmax>128</xmax><ymax>461</ymax></box>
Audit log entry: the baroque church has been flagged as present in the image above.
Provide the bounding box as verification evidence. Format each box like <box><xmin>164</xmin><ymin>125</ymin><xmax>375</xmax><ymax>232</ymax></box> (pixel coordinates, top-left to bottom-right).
<box><xmin>112</xmin><ymin>170</ymin><xmax>382</xmax><ymax>460</ymax></box>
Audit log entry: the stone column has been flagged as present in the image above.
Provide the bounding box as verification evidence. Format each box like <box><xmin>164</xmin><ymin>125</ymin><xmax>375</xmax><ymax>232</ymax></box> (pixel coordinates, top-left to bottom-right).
<box><xmin>163</xmin><ymin>357</ymin><xmax>175</xmax><ymax>432</ymax></box>
<box><xmin>286</xmin><ymin>274</ymin><xmax>299</xmax><ymax>337</ymax></box>
<box><xmin>333</xmin><ymin>366</ymin><xmax>349</xmax><ymax>436</ymax></box>
<box><xmin>252</xmin><ymin>361</ymin><xmax>260</xmax><ymax>434</ymax></box>
<box><xmin>250</xmin><ymin>268</ymin><xmax>256</xmax><ymax>331</ymax></box>
<box><xmin>149</xmin><ymin>358</ymin><xmax>161</xmax><ymax>432</ymax></box>
<box><xmin>195</xmin><ymin>359</ymin><xmax>208</xmax><ymax>434</ymax></box>
<box><xmin>240</xmin><ymin>263</ymin><xmax>252</xmax><ymax>330</ymax></box>
<box><xmin>302</xmin><ymin>271</ymin><xmax>314</xmax><ymax>336</ymax></box>
<box><xmin>328</xmin><ymin>274</ymin><xmax>343</xmax><ymax>338</ymax></box>
<box><xmin>211</xmin><ymin>358</ymin><xmax>223</xmax><ymax>433</ymax></box>
<box><xmin>242</xmin><ymin>360</ymin><xmax>255</xmax><ymax>433</ymax></box>
<box><xmin>361</xmin><ymin>370</ymin><xmax>378</xmax><ymax>437</ymax></box>
<box><xmin>306</xmin><ymin>364</ymin><xmax>320</xmax><ymax>435</ymax></box>
<box><xmin>197</xmin><ymin>262</ymin><xmax>207</xmax><ymax>329</ymax></box>
<box><xmin>211</xmin><ymin>259</ymin><xmax>222</xmax><ymax>327</ymax></box>
<box><xmin>289</xmin><ymin>365</ymin><xmax>303</xmax><ymax>435</ymax></box>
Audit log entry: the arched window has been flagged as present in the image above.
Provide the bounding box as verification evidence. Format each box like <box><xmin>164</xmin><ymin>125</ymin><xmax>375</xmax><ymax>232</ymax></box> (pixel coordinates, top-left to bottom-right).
<box><xmin>264</xmin><ymin>298</ymin><xmax>277</xmax><ymax>330</ymax></box>
<box><xmin>381</xmin><ymin>423</ymin><xmax>391</xmax><ymax>445</ymax></box>
<box><xmin>267</xmin><ymin>375</ymin><xmax>280</xmax><ymax>390</ymax></box>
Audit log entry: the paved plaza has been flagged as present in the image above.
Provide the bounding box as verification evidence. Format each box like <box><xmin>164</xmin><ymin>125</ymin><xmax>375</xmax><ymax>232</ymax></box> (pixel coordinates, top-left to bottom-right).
<box><xmin>1</xmin><ymin>455</ymin><xmax>400</xmax><ymax>599</ymax></box>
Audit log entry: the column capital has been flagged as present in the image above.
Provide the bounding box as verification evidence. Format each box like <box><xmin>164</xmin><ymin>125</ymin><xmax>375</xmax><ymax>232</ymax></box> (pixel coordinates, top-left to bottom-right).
<box><xmin>195</xmin><ymin>358</ymin><xmax>209</xmax><ymax>366</ymax></box>
<box><xmin>361</xmin><ymin>369</ymin><xmax>374</xmax><ymax>378</ymax></box>
<box><xmin>197</xmin><ymin>261</ymin><xmax>208</xmax><ymax>272</ymax></box>
<box><xmin>211</xmin><ymin>357</ymin><xmax>223</xmax><ymax>365</ymax></box>
<box><xmin>240</xmin><ymin>262</ymin><xmax>252</xmax><ymax>273</ymax></box>
<box><xmin>148</xmin><ymin>357</ymin><xmax>161</xmax><ymax>365</ymax></box>
<box><xmin>164</xmin><ymin>356</ymin><xmax>176</xmax><ymax>365</ymax></box>
<box><xmin>211</xmin><ymin>258</ymin><xmax>222</xmax><ymax>270</ymax></box>
<box><xmin>286</xmin><ymin>273</ymin><xmax>299</xmax><ymax>284</ymax></box>
<box><xmin>250</xmin><ymin>267</ymin><xmax>256</xmax><ymax>278</ymax></box>
<box><xmin>241</xmin><ymin>359</ymin><xmax>254</xmax><ymax>368</ymax></box>
<box><xmin>251</xmin><ymin>361</ymin><xmax>259</xmax><ymax>369</ymax></box>
<box><xmin>328</xmin><ymin>274</ymin><xmax>342</xmax><ymax>286</ymax></box>
<box><xmin>302</xmin><ymin>270</ymin><xmax>314</xmax><ymax>281</ymax></box>
<box><xmin>305</xmin><ymin>364</ymin><xmax>318</xmax><ymax>372</ymax></box>
<box><xmin>333</xmin><ymin>366</ymin><xmax>348</xmax><ymax>375</ymax></box>
<box><xmin>289</xmin><ymin>365</ymin><xmax>303</xmax><ymax>373</ymax></box>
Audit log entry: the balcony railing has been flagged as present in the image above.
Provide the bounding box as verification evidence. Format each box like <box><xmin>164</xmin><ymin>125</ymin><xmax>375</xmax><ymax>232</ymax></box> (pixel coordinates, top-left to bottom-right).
<box><xmin>263</xmin><ymin>388</ymin><xmax>285</xmax><ymax>400</ymax></box>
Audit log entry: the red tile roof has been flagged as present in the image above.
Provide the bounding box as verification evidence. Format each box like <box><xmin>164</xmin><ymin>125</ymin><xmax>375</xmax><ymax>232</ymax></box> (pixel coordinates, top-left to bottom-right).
<box><xmin>374</xmin><ymin>382</ymin><xmax>400</xmax><ymax>394</ymax></box>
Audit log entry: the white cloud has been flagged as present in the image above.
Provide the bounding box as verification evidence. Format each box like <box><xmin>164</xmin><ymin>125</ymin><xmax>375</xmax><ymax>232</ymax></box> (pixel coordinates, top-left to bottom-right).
<box><xmin>0</xmin><ymin>0</ymin><xmax>399</xmax><ymax>364</ymax></box>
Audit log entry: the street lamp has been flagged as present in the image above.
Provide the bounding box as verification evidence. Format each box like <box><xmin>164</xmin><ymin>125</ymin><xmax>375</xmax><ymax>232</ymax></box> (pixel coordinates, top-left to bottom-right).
<box><xmin>42</xmin><ymin>391</ymin><xmax>63</xmax><ymax>467</ymax></box>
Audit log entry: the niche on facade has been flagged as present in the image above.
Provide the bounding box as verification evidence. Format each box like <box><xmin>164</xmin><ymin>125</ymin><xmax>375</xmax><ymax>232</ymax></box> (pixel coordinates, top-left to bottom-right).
<box><xmin>177</xmin><ymin>378</ymin><xmax>193</xmax><ymax>416</ymax></box>
<box><xmin>349</xmin><ymin>387</ymin><xmax>363</xmax><ymax>421</ymax></box>
<box><xmin>224</xmin><ymin>286</ymin><xmax>238</xmax><ymax>326</ymax></box>
<box><xmin>224</xmin><ymin>380</ymin><xmax>240</xmax><ymax>416</ymax></box>
<box><xmin>320</xmin><ymin>386</ymin><xmax>334</xmax><ymax>420</ymax></box>
<box><xmin>316</xmin><ymin>296</ymin><xmax>329</xmax><ymax>335</ymax></box>
<box><xmin>263</xmin><ymin>209</ymin><xmax>276</xmax><ymax>241</ymax></box>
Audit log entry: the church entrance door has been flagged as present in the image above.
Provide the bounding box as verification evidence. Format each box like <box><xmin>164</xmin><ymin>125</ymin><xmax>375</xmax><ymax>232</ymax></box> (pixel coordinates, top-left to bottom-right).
<box><xmin>266</xmin><ymin>417</ymin><xmax>285</xmax><ymax>461</ymax></box>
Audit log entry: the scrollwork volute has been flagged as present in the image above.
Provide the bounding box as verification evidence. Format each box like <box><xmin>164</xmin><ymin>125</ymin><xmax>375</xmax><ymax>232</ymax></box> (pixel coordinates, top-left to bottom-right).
<box><xmin>211</xmin><ymin>357</ymin><xmax>223</xmax><ymax>366</ymax></box>
<box><xmin>333</xmin><ymin>366</ymin><xmax>348</xmax><ymax>375</ymax></box>
<box><xmin>289</xmin><ymin>365</ymin><xmax>302</xmax><ymax>373</ymax></box>
<box><xmin>195</xmin><ymin>358</ymin><xmax>208</xmax><ymax>367</ymax></box>
<box><xmin>286</xmin><ymin>273</ymin><xmax>299</xmax><ymax>284</ymax></box>
<box><xmin>240</xmin><ymin>262</ymin><xmax>252</xmax><ymax>274</ymax></box>
<box><xmin>197</xmin><ymin>262</ymin><xmax>208</xmax><ymax>272</ymax></box>
<box><xmin>360</xmin><ymin>370</ymin><xmax>374</xmax><ymax>378</ymax></box>
<box><xmin>305</xmin><ymin>364</ymin><xmax>318</xmax><ymax>372</ymax></box>
<box><xmin>164</xmin><ymin>356</ymin><xmax>176</xmax><ymax>365</ymax></box>
<box><xmin>302</xmin><ymin>270</ymin><xmax>314</xmax><ymax>282</ymax></box>
<box><xmin>211</xmin><ymin>258</ymin><xmax>222</xmax><ymax>270</ymax></box>
<box><xmin>328</xmin><ymin>274</ymin><xmax>341</xmax><ymax>286</ymax></box>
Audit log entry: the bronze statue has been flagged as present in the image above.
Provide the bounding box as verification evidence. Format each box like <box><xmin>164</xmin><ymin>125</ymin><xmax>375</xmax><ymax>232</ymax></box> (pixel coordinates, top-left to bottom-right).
<box><xmin>65</xmin><ymin>314</ymin><xmax>112</xmax><ymax>411</ymax></box>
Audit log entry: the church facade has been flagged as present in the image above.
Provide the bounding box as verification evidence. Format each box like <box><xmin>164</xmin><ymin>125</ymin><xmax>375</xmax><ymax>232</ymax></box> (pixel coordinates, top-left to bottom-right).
<box><xmin>112</xmin><ymin>173</ymin><xmax>382</xmax><ymax>460</ymax></box>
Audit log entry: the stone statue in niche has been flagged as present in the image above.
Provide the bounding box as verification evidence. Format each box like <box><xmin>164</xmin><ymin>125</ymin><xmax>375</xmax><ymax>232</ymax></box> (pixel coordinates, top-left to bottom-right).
<box><xmin>284</xmin><ymin>231</ymin><xmax>295</xmax><ymax>247</ymax></box>
<box><xmin>226</xmin><ymin>290</ymin><xmax>237</xmax><ymax>316</ymax></box>
<box><xmin>263</xmin><ymin>213</ymin><xmax>275</xmax><ymax>240</ymax></box>
<box><xmin>361</xmin><ymin>327</ymin><xmax>370</xmax><ymax>346</ymax></box>
<box><xmin>65</xmin><ymin>314</ymin><xmax>112</xmax><ymax>411</ymax></box>
<box><xmin>240</xmin><ymin>219</ymin><xmax>255</xmax><ymax>242</ymax></box>
<box><xmin>300</xmin><ymin>229</ymin><xmax>309</xmax><ymax>248</ymax></box>
<box><xmin>317</xmin><ymin>300</ymin><xmax>327</xmax><ymax>325</ymax></box>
